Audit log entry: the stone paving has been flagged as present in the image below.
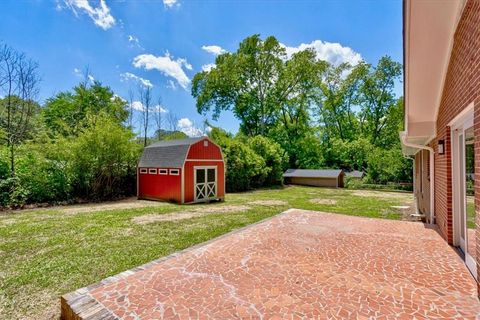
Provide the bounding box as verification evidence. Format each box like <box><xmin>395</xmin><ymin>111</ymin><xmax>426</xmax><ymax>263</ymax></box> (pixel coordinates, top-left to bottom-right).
<box><xmin>61</xmin><ymin>209</ymin><xmax>480</xmax><ymax>319</ymax></box>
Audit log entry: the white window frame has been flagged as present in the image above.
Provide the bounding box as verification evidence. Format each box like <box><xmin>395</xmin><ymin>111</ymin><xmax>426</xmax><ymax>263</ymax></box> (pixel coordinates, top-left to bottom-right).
<box><xmin>148</xmin><ymin>168</ymin><xmax>157</xmax><ymax>175</ymax></box>
<box><xmin>158</xmin><ymin>169</ymin><xmax>168</xmax><ymax>175</ymax></box>
<box><xmin>450</xmin><ymin>102</ymin><xmax>476</xmax><ymax>279</ymax></box>
<box><xmin>204</xmin><ymin>140</ymin><xmax>209</xmax><ymax>147</ymax></box>
<box><xmin>139</xmin><ymin>168</ymin><xmax>147</xmax><ymax>174</ymax></box>
<box><xmin>169</xmin><ymin>169</ymin><xmax>180</xmax><ymax>176</ymax></box>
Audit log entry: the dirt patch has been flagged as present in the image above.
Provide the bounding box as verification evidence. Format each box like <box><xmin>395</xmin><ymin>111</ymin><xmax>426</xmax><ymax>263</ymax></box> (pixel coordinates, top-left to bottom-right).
<box><xmin>63</xmin><ymin>200</ymin><xmax>168</xmax><ymax>215</ymax></box>
<box><xmin>351</xmin><ymin>190</ymin><xmax>411</xmax><ymax>200</ymax></box>
<box><xmin>309</xmin><ymin>198</ymin><xmax>337</xmax><ymax>205</ymax></box>
<box><xmin>251</xmin><ymin>200</ymin><xmax>288</xmax><ymax>206</ymax></box>
<box><xmin>195</xmin><ymin>205</ymin><xmax>251</xmax><ymax>214</ymax></box>
<box><xmin>0</xmin><ymin>218</ymin><xmax>17</xmax><ymax>226</ymax></box>
<box><xmin>133</xmin><ymin>205</ymin><xmax>251</xmax><ymax>224</ymax></box>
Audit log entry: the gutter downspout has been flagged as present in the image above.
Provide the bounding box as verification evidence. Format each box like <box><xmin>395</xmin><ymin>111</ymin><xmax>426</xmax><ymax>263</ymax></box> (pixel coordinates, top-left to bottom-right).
<box><xmin>401</xmin><ymin>134</ymin><xmax>435</xmax><ymax>225</ymax></box>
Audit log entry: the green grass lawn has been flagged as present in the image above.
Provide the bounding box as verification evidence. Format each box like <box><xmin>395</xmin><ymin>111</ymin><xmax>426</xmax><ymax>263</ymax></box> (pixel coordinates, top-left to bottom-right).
<box><xmin>0</xmin><ymin>186</ymin><xmax>413</xmax><ymax>319</ymax></box>
<box><xmin>467</xmin><ymin>197</ymin><xmax>476</xmax><ymax>229</ymax></box>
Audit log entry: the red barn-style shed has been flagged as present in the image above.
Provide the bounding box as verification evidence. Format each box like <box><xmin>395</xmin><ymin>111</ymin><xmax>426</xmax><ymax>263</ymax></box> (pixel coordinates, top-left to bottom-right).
<box><xmin>137</xmin><ymin>137</ymin><xmax>225</xmax><ymax>204</ymax></box>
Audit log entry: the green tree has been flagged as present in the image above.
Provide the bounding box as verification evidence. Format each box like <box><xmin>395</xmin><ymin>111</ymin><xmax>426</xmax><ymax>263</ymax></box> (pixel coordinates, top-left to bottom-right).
<box><xmin>68</xmin><ymin>113</ymin><xmax>141</xmax><ymax>199</ymax></box>
<box><xmin>366</xmin><ymin>148</ymin><xmax>412</xmax><ymax>184</ymax></box>
<box><xmin>319</xmin><ymin>62</ymin><xmax>367</xmax><ymax>142</ymax></box>
<box><xmin>155</xmin><ymin>129</ymin><xmax>188</xmax><ymax>141</ymax></box>
<box><xmin>246</xmin><ymin>135</ymin><xmax>286</xmax><ymax>186</ymax></box>
<box><xmin>0</xmin><ymin>43</ymin><xmax>41</xmax><ymax>176</ymax></box>
<box><xmin>358</xmin><ymin>56</ymin><xmax>402</xmax><ymax>148</ymax></box>
<box><xmin>192</xmin><ymin>35</ymin><xmax>322</xmax><ymax>137</ymax></box>
<box><xmin>42</xmin><ymin>80</ymin><xmax>129</xmax><ymax>137</ymax></box>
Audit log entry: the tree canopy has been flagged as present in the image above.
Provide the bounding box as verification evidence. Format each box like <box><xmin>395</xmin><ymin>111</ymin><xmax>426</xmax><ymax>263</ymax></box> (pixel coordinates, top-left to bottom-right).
<box><xmin>193</xmin><ymin>34</ymin><xmax>409</xmax><ymax>181</ymax></box>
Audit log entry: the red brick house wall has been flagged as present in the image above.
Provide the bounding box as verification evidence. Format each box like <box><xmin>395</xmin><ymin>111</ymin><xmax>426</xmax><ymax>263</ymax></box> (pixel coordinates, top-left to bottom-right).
<box><xmin>422</xmin><ymin>0</ymin><xmax>480</xmax><ymax>287</ymax></box>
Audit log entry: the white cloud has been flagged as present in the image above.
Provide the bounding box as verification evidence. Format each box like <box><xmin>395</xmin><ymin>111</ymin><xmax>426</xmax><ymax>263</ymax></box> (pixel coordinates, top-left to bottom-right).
<box><xmin>177</xmin><ymin>117</ymin><xmax>203</xmax><ymax>137</ymax></box>
<box><xmin>163</xmin><ymin>0</ymin><xmax>179</xmax><ymax>8</ymax></box>
<box><xmin>110</xmin><ymin>94</ymin><xmax>126</xmax><ymax>102</ymax></box>
<box><xmin>131</xmin><ymin>101</ymin><xmax>145</xmax><ymax>111</ymax></box>
<box><xmin>281</xmin><ymin>40</ymin><xmax>362</xmax><ymax>66</ymax></box>
<box><xmin>152</xmin><ymin>104</ymin><xmax>168</xmax><ymax>113</ymax></box>
<box><xmin>73</xmin><ymin>68</ymin><xmax>82</xmax><ymax>76</ymax></box>
<box><xmin>120</xmin><ymin>72</ymin><xmax>153</xmax><ymax>88</ymax></box>
<box><xmin>133</xmin><ymin>52</ymin><xmax>191</xmax><ymax>90</ymax></box>
<box><xmin>202</xmin><ymin>45</ymin><xmax>227</xmax><ymax>56</ymax></box>
<box><xmin>130</xmin><ymin>101</ymin><xmax>167</xmax><ymax>113</ymax></box>
<box><xmin>201</xmin><ymin>63</ymin><xmax>215</xmax><ymax>72</ymax></box>
<box><xmin>63</xmin><ymin>0</ymin><xmax>115</xmax><ymax>30</ymax></box>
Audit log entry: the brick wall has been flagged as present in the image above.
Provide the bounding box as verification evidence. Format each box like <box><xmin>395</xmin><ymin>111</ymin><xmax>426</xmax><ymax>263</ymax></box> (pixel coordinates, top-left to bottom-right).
<box><xmin>432</xmin><ymin>0</ymin><xmax>480</xmax><ymax>289</ymax></box>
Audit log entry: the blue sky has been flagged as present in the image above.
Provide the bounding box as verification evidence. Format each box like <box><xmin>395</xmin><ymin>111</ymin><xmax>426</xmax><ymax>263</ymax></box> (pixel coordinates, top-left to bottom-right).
<box><xmin>0</xmin><ymin>0</ymin><xmax>403</xmax><ymax>136</ymax></box>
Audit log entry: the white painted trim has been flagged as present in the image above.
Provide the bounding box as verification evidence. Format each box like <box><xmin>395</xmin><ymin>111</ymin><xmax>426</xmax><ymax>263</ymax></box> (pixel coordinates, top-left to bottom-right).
<box><xmin>148</xmin><ymin>168</ymin><xmax>157</xmax><ymax>174</ymax></box>
<box><xmin>450</xmin><ymin>104</ymin><xmax>477</xmax><ymax>279</ymax></box>
<box><xmin>158</xmin><ymin>169</ymin><xmax>168</xmax><ymax>175</ymax></box>
<box><xmin>136</xmin><ymin>166</ymin><xmax>140</xmax><ymax>198</ymax></box>
<box><xmin>185</xmin><ymin>159</ymin><xmax>224</xmax><ymax>162</ymax></box>
<box><xmin>448</xmin><ymin>102</ymin><xmax>475</xmax><ymax>128</ymax></box>
<box><xmin>400</xmin><ymin>134</ymin><xmax>435</xmax><ymax>224</ymax></box>
<box><xmin>169</xmin><ymin>169</ymin><xmax>180</xmax><ymax>176</ymax></box>
<box><xmin>139</xmin><ymin>168</ymin><xmax>148</xmax><ymax>174</ymax></box>
<box><xmin>181</xmin><ymin>164</ymin><xmax>185</xmax><ymax>204</ymax></box>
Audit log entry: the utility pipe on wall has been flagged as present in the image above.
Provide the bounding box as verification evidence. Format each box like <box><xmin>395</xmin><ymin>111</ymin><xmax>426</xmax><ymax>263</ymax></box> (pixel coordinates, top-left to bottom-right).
<box><xmin>401</xmin><ymin>134</ymin><xmax>435</xmax><ymax>225</ymax></box>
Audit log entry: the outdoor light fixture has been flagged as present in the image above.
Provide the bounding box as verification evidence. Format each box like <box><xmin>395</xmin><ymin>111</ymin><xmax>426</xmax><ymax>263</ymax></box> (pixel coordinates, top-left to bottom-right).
<box><xmin>438</xmin><ymin>139</ymin><xmax>445</xmax><ymax>155</ymax></box>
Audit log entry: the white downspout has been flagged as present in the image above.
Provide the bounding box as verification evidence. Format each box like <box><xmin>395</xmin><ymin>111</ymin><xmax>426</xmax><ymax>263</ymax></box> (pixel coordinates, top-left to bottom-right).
<box><xmin>401</xmin><ymin>134</ymin><xmax>435</xmax><ymax>225</ymax></box>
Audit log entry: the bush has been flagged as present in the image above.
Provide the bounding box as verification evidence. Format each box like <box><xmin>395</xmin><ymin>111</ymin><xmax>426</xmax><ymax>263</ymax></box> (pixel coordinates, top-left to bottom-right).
<box><xmin>328</xmin><ymin>137</ymin><xmax>373</xmax><ymax>171</ymax></box>
<box><xmin>0</xmin><ymin>176</ymin><xmax>28</xmax><ymax>207</ymax></box>
<box><xmin>0</xmin><ymin>142</ymin><xmax>72</xmax><ymax>207</ymax></box>
<box><xmin>68</xmin><ymin>114</ymin><xmax>141</xmax><ymax>200</ymax></box>
<box><xmin>223</xmin><ymin>139</ymin><xmax>267</xmax><ymax>192</ymax></box>
<box><xmin>14</xmin><ymin>143</ymin><xmax>72</xmax><ymax>204</ymax></box>
<box><xmin>365</xmin><ymin>147</ymin><xmax>412</xmax><ymax>184</ymax></box>
<box><xmin>209</xmin><ymin>128</ymin><xmax>286</xmax><ymax>192</ymax></box>
<box><xmin>247</xmin><ymin>135</ymin><xmax>286</xmax><ymax>187</ymax></box>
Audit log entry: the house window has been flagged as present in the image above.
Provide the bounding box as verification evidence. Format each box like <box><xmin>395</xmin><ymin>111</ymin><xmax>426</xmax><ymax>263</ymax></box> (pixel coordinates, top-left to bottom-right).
<box><xmin>169</xmin><ymin>169</ymin><xmax>180</xmax><ymax>175</ymax></box>
<box><xmin>139</xmin><ymin>168</ymin><xmax>147</xmax><ymax>174</ymax></box>
<box><xmin>149</xmin><ymin>168</ymin><xmax>157</xmax><ymax>174</ymax></box>
<box><xmin>204</xmin><ymin>140</ymin><xmax>209</xmax><ymax>147</ymax></box>
<box><xmin>159</xmin><ymin>169</ymin><xmax>168</xmax><ymax>175</ymax></box>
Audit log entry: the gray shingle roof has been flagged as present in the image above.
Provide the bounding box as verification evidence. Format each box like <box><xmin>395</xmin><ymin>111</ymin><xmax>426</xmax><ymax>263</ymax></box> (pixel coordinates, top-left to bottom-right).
<box><xmin>138</xmin><ymin>137</ymin><xmax>205</xmax><ymax>168</ymax></box>
<box><xmin>283</xmin><ymin>169</ymin><xmax>343</xmax><ymax>178</ymax></box>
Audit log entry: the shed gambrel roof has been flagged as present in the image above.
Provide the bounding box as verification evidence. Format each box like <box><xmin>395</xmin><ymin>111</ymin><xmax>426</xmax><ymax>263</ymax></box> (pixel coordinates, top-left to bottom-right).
<box><xmin>283</xmin><ymin>169</ymin><xmax>343</xmax><ymax>178</ymax></box>
<box><xmin>138</xmin><ymin>137</ymin><xmax>205</xmax><ymax>168</ymax></box>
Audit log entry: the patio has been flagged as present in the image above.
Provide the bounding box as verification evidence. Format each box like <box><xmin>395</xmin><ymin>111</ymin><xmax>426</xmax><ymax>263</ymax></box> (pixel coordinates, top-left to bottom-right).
<box><xmin>62</xmin><ymin>209</ymin><xmax>480</xmax><ymax>319</ymax></box>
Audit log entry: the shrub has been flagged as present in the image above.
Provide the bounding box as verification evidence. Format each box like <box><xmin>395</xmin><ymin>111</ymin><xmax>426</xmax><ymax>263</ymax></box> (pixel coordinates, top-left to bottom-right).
<box><xmin>365</xmin><ymin>147</ymin><xmax>412</xmax><ymax>184</ymax></box>
<box><xmin>247</xmin><ymin>135</ymin><xmax>286</xmax><ymax>187</ymax></box>
<box><xmin>223</xmin><ymin>139</ymin><xmax>267</xmax><ymax>192</ymax></box>
<box><xmin>0</xmin><ymin>176</ymin><xmax>28</xmax><ymax>207</ymax></box>
<box><xmin>328</xmin><ymin>137</ymin><xmax>373</xmax><ymax>171</ymax></box>
<box><xmin>68</xmin><ymin>114</ymin><xmax>141</xmax><ymax>200</ymax></box>
<box><xmin>14</xmin><ymin>143</ymin><xmax>72</xmax><ymax>203</ymax></box>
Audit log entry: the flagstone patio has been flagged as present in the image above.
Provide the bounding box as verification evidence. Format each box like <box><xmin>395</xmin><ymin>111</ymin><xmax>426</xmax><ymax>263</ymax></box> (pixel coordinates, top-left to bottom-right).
<box><xmin>61</xmin><ymin>209</ymin><xmax>480</xmax><ymax>319</ymax></box>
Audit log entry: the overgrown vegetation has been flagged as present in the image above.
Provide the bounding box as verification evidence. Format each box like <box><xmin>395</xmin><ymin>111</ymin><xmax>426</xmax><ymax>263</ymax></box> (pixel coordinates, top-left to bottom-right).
<box><xmin>0</xmin><ymin>35</ymin><xmax>411</xmax><ymax>207</ymax></box>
